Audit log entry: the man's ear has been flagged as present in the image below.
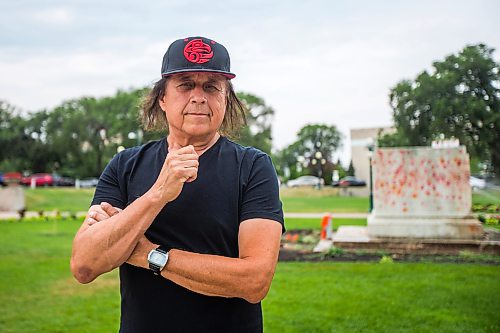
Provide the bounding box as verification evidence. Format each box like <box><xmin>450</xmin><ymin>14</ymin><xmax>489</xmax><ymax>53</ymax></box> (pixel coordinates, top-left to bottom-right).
<box><xmin>159</xmin><ymin>95</ymin><xmax>167</xmax><ymax>112</ymax></box>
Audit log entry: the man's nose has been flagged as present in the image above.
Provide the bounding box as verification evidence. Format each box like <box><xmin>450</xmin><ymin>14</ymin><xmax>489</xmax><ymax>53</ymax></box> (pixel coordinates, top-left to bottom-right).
<box><xmin>190</xmin><ymin>86</ymin><xmax>207</xmax><ymax>104</ymax></box>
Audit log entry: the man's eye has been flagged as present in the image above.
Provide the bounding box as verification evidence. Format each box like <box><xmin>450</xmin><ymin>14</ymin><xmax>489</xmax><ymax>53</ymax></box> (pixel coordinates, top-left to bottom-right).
<box><xmin>204</xmin><ymin>84</ymin><xmax>220</xmax><ymax>92</ymax></box>
<box><xmin>179</xmin><ymin>82</ymin><xmax>194</xmax><ymax>89</ymax></box>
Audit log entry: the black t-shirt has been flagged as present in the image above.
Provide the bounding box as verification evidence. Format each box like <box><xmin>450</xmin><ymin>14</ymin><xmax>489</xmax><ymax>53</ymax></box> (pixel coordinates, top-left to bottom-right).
<box><xmin>91</xmin><ymin>136</ymin><xmax>284</xmax><ymax>333</ymax></box>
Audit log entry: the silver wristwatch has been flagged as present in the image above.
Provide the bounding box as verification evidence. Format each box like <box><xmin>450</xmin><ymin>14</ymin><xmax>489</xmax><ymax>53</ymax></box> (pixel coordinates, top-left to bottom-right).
<box><xmin>147</xmin><ymin>246</ymin><xmax>169</xmax><ymax>275</ymax></box>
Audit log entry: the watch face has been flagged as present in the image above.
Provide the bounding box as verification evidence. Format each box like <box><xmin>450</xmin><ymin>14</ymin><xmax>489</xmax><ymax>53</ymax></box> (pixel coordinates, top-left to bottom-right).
<box><xmin>150</xmin><ymin>251</ymin><xmax>167</xmax><ymax>266</ymax></box>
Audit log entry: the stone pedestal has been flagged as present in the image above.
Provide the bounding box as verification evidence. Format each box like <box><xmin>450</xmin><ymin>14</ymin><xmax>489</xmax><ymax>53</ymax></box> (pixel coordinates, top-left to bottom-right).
<box><xmin>367</xmin><ymin>146</ymin><xmax>483</xmax><ymax>240</ymax></box>
<box><xmin>0</xmin><ymin>185</ymin><xmax>25</xmax><ymax>212</ymax></box>
<box><xmin>367</xmin><ymin>216</ymin><xmax>483</xmax><ymax>239</ymax></box>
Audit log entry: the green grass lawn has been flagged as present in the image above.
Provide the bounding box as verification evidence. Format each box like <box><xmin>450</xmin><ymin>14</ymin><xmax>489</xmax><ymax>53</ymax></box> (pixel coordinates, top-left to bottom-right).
<box><xmin>282</xmin><ymin>196</ymin><xmax>369</xmax><ymax>213</ymax></box>
<box><xmin>24</xmin><ymin>188</ymin><xmax>95</xmax><ymax>212</ymax></box>
<box><xmin>264</xmin><ymin>262</ymin><xmax>500</xmax><ymax>332</ymax></box>
<box><xmin>22</xmin><ymin>187</ymin><xmax>498</xmax><ymax>214</ymax></box>
<box><xmin>472</xmin><ymin>187</ymin><xmax>500</xmax><ymax>205</ymax></box>
<box><xmin>22</xmin><ymin>187</ymin><xmax>371</xmax><ymax>213</ymax></box>
<box><xmin>1</xmin><ymin>220</ymin><xmax>499</xmax><ymax>332</ymax></box>
<box><xmin>285</xmin><ymin>217</ymin><xmax>366</xmax><ymax>230</ymax></box>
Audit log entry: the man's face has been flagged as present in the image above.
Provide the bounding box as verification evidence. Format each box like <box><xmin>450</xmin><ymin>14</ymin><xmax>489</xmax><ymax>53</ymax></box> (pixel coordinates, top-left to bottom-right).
<box><xmin>159</xmin><ymin>72</ymin><xmax>227</xmax><ymax>139</ymax></box>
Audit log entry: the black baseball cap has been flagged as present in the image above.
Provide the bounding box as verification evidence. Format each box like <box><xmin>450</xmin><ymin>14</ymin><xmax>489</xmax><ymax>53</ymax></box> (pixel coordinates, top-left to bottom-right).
<box><xmin>161</xmin><ymin>36</ymin><xmax>235</xmax><ymax>79</ymax></box>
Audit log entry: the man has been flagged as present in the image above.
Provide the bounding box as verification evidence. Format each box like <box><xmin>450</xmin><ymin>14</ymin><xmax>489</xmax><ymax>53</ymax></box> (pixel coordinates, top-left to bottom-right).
<box><xmin>70</xmin><ymin>36</ymin><xmax>284</xmax><ymax>332</ymax></box>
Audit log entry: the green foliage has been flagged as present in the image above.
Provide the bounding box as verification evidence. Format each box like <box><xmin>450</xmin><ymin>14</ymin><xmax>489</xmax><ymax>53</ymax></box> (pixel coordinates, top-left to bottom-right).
<box><xmin>485</xmin><ymin>216</ymin><xmax>499</xmax><ymax>226</ymax></box>
<box><xmin>379</xmin><ymin>255</ymin><xmax>394</xmax><ymax>264</ymax></box>
<box><xmin>327</xmin><ymin>246</ymin><xmax>345</xmax><ymax>257</ymax></box>
<box><xmin>275</xmin><ymin>124</ymin><xmax>343</xmax><ymax>184</ymax></box>
<box><xmin>382</xmin><ymin>44</ymin><xmax>500</xmax><ymax>176</ymax></box>
<box><xmin>346</xmin><ymin>160</ymin><xmax>355</xmax><ymax>176</ymax></box>
<box><xmin>0</xmin><ymin>101</ymin><xmax>52</xmax><ymax>172</ymax></box>
<box><xmin>235</xmin><ymin>92</ymin><xmax>275</xmax><ymax>154</ymax></box>
<box><xmin>44</xmin><ymin>88</ymin><xmax>149</xmax><ymax>177</ymax></box>
<box><xmin>1</xmin><ymin>88</ymin><xmax>149</xmax><ymax>177</ymax></box>
<box><xmin>1</xmin><ymin>89</ymin><xmax>275</xmax><ymax>177</ymax></box>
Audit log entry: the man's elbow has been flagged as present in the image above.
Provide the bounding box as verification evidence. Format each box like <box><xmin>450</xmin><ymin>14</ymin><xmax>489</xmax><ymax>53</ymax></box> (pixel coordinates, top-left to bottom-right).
<box><xmin>70</xmin><ymin>257</ymin><xmax>97</xmax><ymax>284</ymax></box>
<box><xmin>243</xmin><ymin>268</ymin><xmax>275</xmax><ymax>304</ymax></box>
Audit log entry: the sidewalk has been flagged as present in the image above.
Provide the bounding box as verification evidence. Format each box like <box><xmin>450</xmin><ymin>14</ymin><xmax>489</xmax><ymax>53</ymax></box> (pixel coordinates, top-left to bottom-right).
<box><xmin>0</xmin><ymin>211</ymin><xmax>493</xmax><ymax>220</ymax></box>
<box><xmin>0</xmin><ymin>211</ymin><xmax>88</xmax><ymax>220</ymax></box>
<box><xmin>0</xmin><ymin>211</ymin><xmax>367</xmax><ymax>220</ymax></box>
<box><xmin>285</xmin><ymin>212</ymin><xmax>368</xmax><ymax>218</ymax></box>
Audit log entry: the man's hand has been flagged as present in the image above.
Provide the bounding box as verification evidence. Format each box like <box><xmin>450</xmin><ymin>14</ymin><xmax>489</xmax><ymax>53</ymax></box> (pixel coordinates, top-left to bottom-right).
<box><xmin>85</xmin><ymin>202</ymin><xmax>122</xmax><ymax>226</ymax></box>
<box><xmin>85</xmin><ymin>203</ymin><xmax>156</xmax><ymax>270</ymax></box>
<box><xmin>149</xmin><ymin>145</ymin><xmax>199</xmax><ymax>204</ymax></box>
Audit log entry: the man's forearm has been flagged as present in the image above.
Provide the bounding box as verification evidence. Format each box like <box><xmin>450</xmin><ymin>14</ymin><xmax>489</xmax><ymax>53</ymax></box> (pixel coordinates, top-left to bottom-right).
<box><xmin>162</xmin><ymin>250</ymin><xmax>275</xmax><ymax>303</ymax></box>
<box><xmin>124</xmin><ymin>219</ymin><xmax>282</xmax><ymax>303</ymax></box>
<box><xmin>71</xmin><ymin>191</ymin><xmax>166</xmax><ymax>283</ymax></box>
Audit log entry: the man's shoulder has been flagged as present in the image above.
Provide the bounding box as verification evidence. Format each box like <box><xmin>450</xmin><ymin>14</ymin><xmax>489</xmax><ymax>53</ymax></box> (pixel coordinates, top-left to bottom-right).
<box><xmin>220</xmin><ymin>137</ymin><xmax>268</xmax><ymax>162</ymax></box>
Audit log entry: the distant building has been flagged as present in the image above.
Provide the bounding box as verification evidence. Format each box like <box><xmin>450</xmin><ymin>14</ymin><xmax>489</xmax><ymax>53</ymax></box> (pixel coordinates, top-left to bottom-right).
<box><xmin>350</xmin><ymin>127</ymin><xmax>395</xmax><ymax>196</ymax></box>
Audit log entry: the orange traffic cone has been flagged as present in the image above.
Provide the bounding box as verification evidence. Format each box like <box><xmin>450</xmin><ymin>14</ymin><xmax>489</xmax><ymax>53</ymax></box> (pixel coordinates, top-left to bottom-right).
<box><xmin>314</xmin><ymin>213</ymin><xmax>333</xmax><ymax>252</ymax></box>
<box><xmin>320</xmin><ymin>213</ymin><xmax>332</xmax><ymax>240</ymax></box>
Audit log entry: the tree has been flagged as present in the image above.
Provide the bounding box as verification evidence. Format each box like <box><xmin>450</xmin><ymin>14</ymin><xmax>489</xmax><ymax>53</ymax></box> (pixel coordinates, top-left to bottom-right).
<box><xmin>346</xmin><ymin>160</ymin><xmax>355</xmax><ymax>176</ymax></box>
<box><xmin>0</xmin><ymin>101</ymin><xmax>50</xmax><ymax>172</ymax></box>
<box><xmin>381</xmin><ymin>44</ymin><xmax>500</xmax><ymax>176</ymax></box>
<box><xmin>44</xmin><ymin>88</ymin><xmax>147</xmax><ymax>177</ymax></box>
<box><xmin>276</xmin><ymin>124</ymin><xmax>343</xmax><ymax>185</ymax></box>
<box><xmin>235</xmin><ymin>92</ymin><xmax>274</xmax><ymax>154</ymax></box>
<box><xmin>0</xmin><ymin>100</ymin><xmax>23</xmax><ymax>169</ymax></box>
<box><xmin>0</xmin><ymin>89</ymin><xmax>274</xmax><ymax>178</ymax></box>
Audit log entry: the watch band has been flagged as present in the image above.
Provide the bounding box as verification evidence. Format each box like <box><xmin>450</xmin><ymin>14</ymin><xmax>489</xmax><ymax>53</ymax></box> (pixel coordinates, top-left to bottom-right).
<box><xmin>158</xmin><ymin>244</ymin><xmax>173</xmax><ymax>253</ymax></box>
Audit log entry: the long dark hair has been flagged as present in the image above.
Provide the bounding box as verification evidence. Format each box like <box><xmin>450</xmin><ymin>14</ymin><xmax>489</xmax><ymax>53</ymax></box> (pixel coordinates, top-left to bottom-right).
<box><xmin>140</xmin><ymin>77</ymin><xmax>247</xmax><ymax>138</ymax></box>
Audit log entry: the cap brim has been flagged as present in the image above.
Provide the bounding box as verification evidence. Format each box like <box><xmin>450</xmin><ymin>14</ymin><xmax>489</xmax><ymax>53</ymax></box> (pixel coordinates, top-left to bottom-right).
<box><xmin>162</xmin><ymin>68</ymin><xmax>235</xmax><ymax>79</ymax></box>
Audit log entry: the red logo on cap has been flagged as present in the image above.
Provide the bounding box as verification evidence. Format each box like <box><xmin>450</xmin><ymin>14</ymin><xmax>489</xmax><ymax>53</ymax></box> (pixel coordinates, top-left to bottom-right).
<box><xmin>183</xmin><ymin>39</ymin><xmax>213</xmax><ymax>64</ymax></box>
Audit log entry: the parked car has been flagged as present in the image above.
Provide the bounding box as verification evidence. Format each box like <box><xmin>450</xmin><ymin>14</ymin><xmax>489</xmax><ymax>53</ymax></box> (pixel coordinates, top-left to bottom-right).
<box><xmin>0</xmin><ymin>173</ymin><xmax>3</xmax><ymax>186</ymax></box>
<box><xmin>79</xmin><ymin>178</ymin><xmax>99</xmax><ymax>188</ymax></box>
<box><xmin>469</xmin><ymin>176</ymin><xmax>486</xmax><ymax>190</ymax></box>
<box><xmin>21</xmin><ymin>173</ymin><xmax>55</xmax><ymax>186</ymax></box>
<box><xmin>53</xmin><ymin>174</ymin><xmax>75</xmax><ymax>187</ymax></box>
<box><xmin>332</xmin><ymin>176</ymin><xmax>367</xmax><ymax>187</ymax></box>
<box><xmin>287</xmin><ymin>175</ymin><xmax>324</xmax><ymax>188</ymax></box>
<box><xmin>2</xmin><ymin>172</ymin><xmax>22</xmax><ymax>185</ymax></box>
<box><xmin>20</xmin><ymin>173</ymin><xmax>74</xmax><ymax>187</ymax></box>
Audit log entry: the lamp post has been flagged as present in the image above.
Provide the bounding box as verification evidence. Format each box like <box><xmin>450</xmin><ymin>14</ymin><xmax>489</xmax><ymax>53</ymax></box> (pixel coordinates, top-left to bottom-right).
<box><xmin>296</xmin><ymin>151</ymin><xmax>326</xmax><ymax>189</ymax></box>
<box><xmin>367</xmin><ymin>143</ymin><xmax>375</xmax><ymax>213</ymax></box>
<box><xmin>311</xmin><ymin>151</ymin><xmax>326</xmax><ymax>189</ymax></box>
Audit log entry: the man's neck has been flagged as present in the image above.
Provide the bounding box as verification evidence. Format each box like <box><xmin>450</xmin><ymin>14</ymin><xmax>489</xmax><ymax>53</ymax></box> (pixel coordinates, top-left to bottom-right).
<box><xmin>167</xmin><ymin>132</ymin><xmax>221</xmax><ymax>155</ymax></box>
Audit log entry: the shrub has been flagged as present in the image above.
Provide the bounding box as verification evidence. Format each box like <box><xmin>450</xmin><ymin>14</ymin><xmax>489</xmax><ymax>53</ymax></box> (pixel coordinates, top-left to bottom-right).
<box><xmin>379</xmin><ymin>255</ymin><xmax>394</xmax><ymax>264</ymax></box>
<box><xmin>327</xmin><ymin>246</ymin><xmax>345</xmax><ymax>257</ymax></box>
<box><xmin>485</xmin><ymin>216</ymin><xmax>499</xmax><ymax>226</ymax></box>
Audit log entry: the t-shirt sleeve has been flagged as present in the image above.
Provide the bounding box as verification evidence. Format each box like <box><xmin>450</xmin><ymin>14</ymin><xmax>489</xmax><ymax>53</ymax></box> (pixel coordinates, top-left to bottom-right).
<box><xmin>240</xmin><ymin>154</ymin><xmax>285</xmax><ymax>233</ymax></box>
<box><xmin>90</xmin><ymin>154</ymin><xmax>127</xmax><ymax>209</ymax></box>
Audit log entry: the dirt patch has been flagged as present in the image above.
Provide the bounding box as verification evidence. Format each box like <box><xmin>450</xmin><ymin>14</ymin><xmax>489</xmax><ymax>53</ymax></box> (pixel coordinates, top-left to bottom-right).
<box><xmin>280</xmin><ymin>229</ymin><xmax>500</xmax><ymax>265</ymax></box>
<box><xmin>279</xmin><ymin>248</ymin><xmax>500</xmax><ymax>265</ymax></box>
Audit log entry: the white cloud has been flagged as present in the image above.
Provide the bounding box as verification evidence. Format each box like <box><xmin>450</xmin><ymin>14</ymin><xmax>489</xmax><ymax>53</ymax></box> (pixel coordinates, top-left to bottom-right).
<box><xmin>31</xmin><ymin>7</ymin><xmax>74</xmax><ymax>25</ymax></box>
<box><xmin>1</xmin><ymin>0</ymin><xmax>499</xmax><ymax>166</ymax></box>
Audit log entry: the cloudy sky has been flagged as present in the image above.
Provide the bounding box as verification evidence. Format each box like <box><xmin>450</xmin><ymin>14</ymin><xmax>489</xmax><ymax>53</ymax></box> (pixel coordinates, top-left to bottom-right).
<box><xmin>1</xmin><ymin>0</ymin><xmax>499</xmax><ymax>163</ymax></box>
